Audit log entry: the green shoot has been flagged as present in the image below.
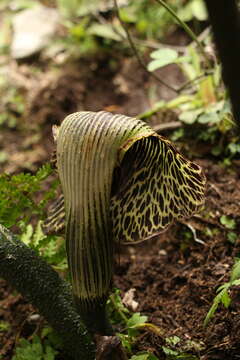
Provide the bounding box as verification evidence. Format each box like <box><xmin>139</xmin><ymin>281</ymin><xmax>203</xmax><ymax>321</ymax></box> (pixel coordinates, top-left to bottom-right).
<box><xmin>204</xmin><ymin>258</ymin><xmax>240</xmax><ymax>326</ymax></box>
<box><xmin>12</xmin><ymin>334</ymin><xmax>58</xmax><ymax>360</ymax></box>
<box><xmin>108</xmin><ymin>289</ymin><xmax>162</xmax><ymax>356</ymax></box>
<box><xmin>154</xmin><ymin>0</ymin><xmax>210</xmax><ymax>66</ymax></box>
<box><xmin>0</xmin><ymin>321</ymin><xmax>10</xmax><ymax>332</ymax></box>
<box><xmin>21</xmin><ymin>221</ymin><xmax>67</xmax><ymax>270</ymax></box>
<box><xmin>220</xmin><ymin>215</ymin><xmax>236</xmax><ymax>230</ymax></box>
<box><xmin>0</xmin><ymin>163</ymin><xmax>57</xmax><ymax>230</ymax></box>
<box><xmin>109</xmin><ymin>289</ymin><xmax>200</xmax><ymax>359</ymax></box>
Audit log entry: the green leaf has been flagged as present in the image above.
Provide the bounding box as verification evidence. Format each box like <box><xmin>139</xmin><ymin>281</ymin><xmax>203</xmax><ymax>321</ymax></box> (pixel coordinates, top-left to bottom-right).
<box><xmin>12</xmin><ymin>335</ymin><xmax>43</xmax><ymax>360</ymax></box>
<box><xmin>45</xmin><ymin>345</ymin><xmax>57</xmax><ymax>360</ymax></box>
<box><xmin>33</xmin><ymin>221</ymin><xmax>45</xmax><ymax>247</ymax></box>
<box><xmin>0</xmin><ymin>163</ymin><xmax>54</xmax><ymax>230</ymax></box>
<box><xmin>230</xmin><ymin>258</ymin><xmax>240</xmax><ymax>282</ymax></box>
<box><xmin>148</xmin><ymin>48</ymin><xmax>178</xmax><ymax>71</ymax></box>
<box><xmin>198</xmin><ymin>112</ymin><xmax>219</xmax><ymax>124</ymax></box>
<box><xmin>107</xmin><ymin>288</ymin><xmax>129</xmax><ymax>325</ymax></box>
<box><xmin>119</xmin><ymin>8</ymin><xmax>137</xmax><ymax>23</ymax></box>
<box><xmin>228</xmin><ymin>143</ymin><xmax>240</xmax><ymax>156</ymax></box>
<box><xmin>179</xmin><ymin>109</ymin><xmax>202</xmax><ymax>124</ymax></box>
<box><xmin>12</xmin><ymin>335</ymin><xmax>58</xmax><ymax>360</ymax></box>
<box><xmin>181</xmin><ymin>62</ymin><xmax>197</xmax><ymax>81</ymax></box>
<box><xmin>118</xmin><ymin>333</ymin><xmax>132</xmax><ymax>353</ymax></box>
<box><xmin>177</xmin><ymin>4</ymin><xmax>194</xmax><ymax>22</ymax></box>
<box><xmin>220</xmin><ymin>289</ymin><xmax>231</xmax><ymax>308</ymax></box>
<box><xmin>216</xmin><ymin>283</ymin><xmax>230</xmax><ymax>293</ymax></box>
<box><xmin>150</xmin><ymin>48</ymin><xmax>178</xmax><ymax>60</ymax></box>
<box><xmin>191</xmin><ymin>0</ymin><xmax>207</xmax><ymax>21</ymax></box>
<box><xmin>88</xmin><ymin>23</ymin><xmax>123</xmax><ymax>41</ymax></box>
<box><xmin>227</xmin><ymin>232</ymin><xmax>237</xmax><ymax>244</ymax></box>
<box><xmin>185</xmin><ymin>339</ymin><xmax>205</xmax><ymax>352</ymax></box>
<box><xmin>175</xmin><ymin>355</ymin><xmax>199</xmax><ymax>360</ymax></box>
<box><xmin>162</xmin><ymin>346</ymin><xmax>179</xmax><ymax>356</ymax></box>
<box><xmin>220</xmin><ymin>215</ymin><xmax>236</xmax><ymax>230</ymax></box>
<box><xmin>41</xmin><ymin>326</ymin><xmax>62</xmax><ymax>350</ymax></box>
<box><xmin>231</xmin><ymin>279</ymin><xmax>240</xmax><ymax>287</ymax></box>
<box><xmin>211</xmin><ymin>146</ymin><xmax>222</xmax><ymax>157</ymax></box>
<box><xmin>127</xmin><ymin>313</ymin><xmax>148</xmax><ymax>328</ymax></box>
<box><xmin>21</xmin><ymin>221</ymin><xmax>46</xmax><ymax>248</ymax></box>
<box><xmin>204</xmin><ymin>291</ymin><xmax>222</xmax><ymax>327</ymax></box>
<box><xmin>36</xmin><ymin>164</ymin><xmax>53</xmax><ymax>181</ymax></box>
<box><xmin>21</xmin><ymin>224</ymin><xmax>33</xmax><ymax>245</ymax></box>
<box><xmin>205</xmin><ymin>258</ymin><xmax>240</xmax><ymax>327</ymax></box>
<box><xmin>0</xmin><ymin>321</ymin><xmax>10</xmax><ymax>332</ymax></box>
<box><xmin>165</xmin><ymin>336</ymin><xmax>180</xmax><ymax>346</ymax></box>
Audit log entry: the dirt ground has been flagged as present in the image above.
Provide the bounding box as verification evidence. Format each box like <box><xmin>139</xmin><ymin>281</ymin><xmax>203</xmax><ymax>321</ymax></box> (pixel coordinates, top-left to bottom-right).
<box><xmin>115</xmin><ymin>158</ymin><xmax>240</xmax><ymax>360</ymax></box>
<box><xmin>1</xmin><ymin>54</ymin><xmax>240</xmax><ymax>360</ymax></box>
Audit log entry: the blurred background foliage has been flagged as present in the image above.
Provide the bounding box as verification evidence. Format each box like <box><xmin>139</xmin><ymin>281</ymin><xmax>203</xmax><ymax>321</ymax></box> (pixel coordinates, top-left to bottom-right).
<box><xmin>0</xmin><ymin>0</ymin><xmax>237</xmax><ymax>159</ymax></box>
<box><xmin>0</xmin><ymin>1</ymin><xmax>240</xmax><ymax>359</ymax></box>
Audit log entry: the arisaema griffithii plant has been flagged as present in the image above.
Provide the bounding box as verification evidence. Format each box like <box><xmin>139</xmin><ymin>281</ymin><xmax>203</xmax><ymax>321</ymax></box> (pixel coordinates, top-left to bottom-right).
<box><xmin>44</xmin><ymin>110</ymin><xmax>206</xmax><ymax>335</ymax></box>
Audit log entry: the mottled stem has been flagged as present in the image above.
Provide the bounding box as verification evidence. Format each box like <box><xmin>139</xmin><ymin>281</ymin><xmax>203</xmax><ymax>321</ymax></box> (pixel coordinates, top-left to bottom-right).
<box><xmin>0</xmin><ymin>225</ymin><xmax>95</xmax><ymax>360</ymax></box>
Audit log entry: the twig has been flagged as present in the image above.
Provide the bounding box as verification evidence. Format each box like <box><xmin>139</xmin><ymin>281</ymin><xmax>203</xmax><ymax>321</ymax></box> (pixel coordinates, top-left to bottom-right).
<box><xmin>137</xmin><ymin>94</ymin><xmax>193</xmax><ymax>120</ymax></box>
<box><xmin>154</xmin><ymin>0</ymin><xmax>211</xmax><ymax>68</ymax></box>
<box><xmin>192</xmin><ymin>214</ymin><xmax>222</xmax><ymax>228</ymax></box>
<box><xmin>177</xmin><ymin>70</ymin><xmax>213</xmax><ymax>92</ymax></box>
<box><xmin>137</xmin><ymin>101</ymin><xmax>166</xmax><ymax>119</ymax></box>
<box><xmin>185</xmin><ymin>223</ymin><xmax>205</xmax><ymax>245</ymax></box>
<box><xmin>153</xmin><ymin>121</ymin><xmax>182</xmax><ymax>133</ymax></box>
<box><xmin>113</xmin><ymin>0</ymin><xmax>179</xmax><ymax>93</ymax></box>
<box><xmin>189</xmin><ymin>27</ymin><xmax>211</xmax><ymax>48</ymax></box>
<box><xmin>133</xmin><ymin>38</ymin><xmax>186</xmax><ymax>51</ymax></box>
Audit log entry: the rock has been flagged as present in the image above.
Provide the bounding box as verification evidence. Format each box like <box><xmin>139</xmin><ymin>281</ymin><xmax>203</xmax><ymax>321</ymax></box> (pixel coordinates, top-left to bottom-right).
<box><xmin>11</xmin><ymin>5</ymin><xmax>60</xmax><ymax>59</ymax></box>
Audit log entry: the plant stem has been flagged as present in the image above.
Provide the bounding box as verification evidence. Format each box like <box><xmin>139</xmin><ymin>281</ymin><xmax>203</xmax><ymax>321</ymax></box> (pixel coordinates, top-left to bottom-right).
<box><xmin>137</xmin><ymin>94</ymin><xmax>193</xmax><ymax>120</ymax></box>
<box><xmin>132</xmin><ymin>322</ymin><xmax>164</xmax><ymax>336</ymax></box>
<box><xmin>113</xmin><ymin>0</ymin><xmax>179</xmax><ymax>93</ymax></box>
<box><xmin>154</xmin><ymin>0</ymin><xmax>211</xmax><ymax>67</ymax></box>
<box><xmin>109</xmin><ymin>294</ymin><xmax>129</xmax><ymax>324</ymax></box>
<box><xmin>0</xmin><ymin>225</ymin><xmax>95</xmax><ymax>360</ymax></box>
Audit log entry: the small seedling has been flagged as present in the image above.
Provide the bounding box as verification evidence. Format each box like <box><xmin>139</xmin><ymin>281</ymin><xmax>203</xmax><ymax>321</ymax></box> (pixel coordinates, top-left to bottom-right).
<box><xmin>220</xmin><ymin>215</ymin><xmax>236</xmax><ymax>230</ymax></box>
<box><xmin>204</xmin><ymin>258</ymin><xmax>240</xmax><ymax>326</ymax></box>
<box><xmin>227</xmin><ymin>231</ymin><xmax>238</xmax><ymax>244</ymax></box>
<box><xmin>12</xmin><ymin>334</ymin><xmax>58</xmax><ymax>360</ymax></box>
<box><xmin>108</xmin><ymin>288</ymin><xmax>162</xmax><ymax>356</ymax></box>
<box><xmin>0</xmin><ymin>321</ymin><xmax>10</xmax><ymax>332</ymax></box>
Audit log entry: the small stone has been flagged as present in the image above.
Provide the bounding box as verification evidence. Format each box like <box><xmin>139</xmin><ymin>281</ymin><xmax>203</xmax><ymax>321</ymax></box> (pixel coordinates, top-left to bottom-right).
<box><xmin>158</xmin><ymin>249</ymin><xmax>167</xmax><ymax>256</ymax></box>
<box><xmin>122</xmin><ymin>288</ymin><xmax>139</xmax><ymax>311</ymax></box>
<box><xmin>28</xmin><ymin>314</ymin><xmax>40</xmax><ymax>322</ymax></box>
<box><xmin>11</xmin><ymin>5</ymin><xmax>60</xmax><ymax>59</ymax></box>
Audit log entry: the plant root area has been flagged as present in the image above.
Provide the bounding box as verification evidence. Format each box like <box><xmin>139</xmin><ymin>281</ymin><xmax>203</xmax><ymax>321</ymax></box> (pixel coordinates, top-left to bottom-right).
<box><xmin>1</xmin><ymin>57</ymin><xmax>240</xmax><ymax>360</ymax></box>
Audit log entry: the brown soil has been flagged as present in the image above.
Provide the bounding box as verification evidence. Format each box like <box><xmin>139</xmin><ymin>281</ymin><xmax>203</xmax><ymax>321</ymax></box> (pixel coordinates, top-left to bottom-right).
<box><xmin>1</xmin><ymin>55</ymin><xmax>240</xmax><ymax>360</ymax></box>
<box><xmin>115</xmin><ymin>159</ymin><xmax>240</xmax><ymax>360</ymax></box>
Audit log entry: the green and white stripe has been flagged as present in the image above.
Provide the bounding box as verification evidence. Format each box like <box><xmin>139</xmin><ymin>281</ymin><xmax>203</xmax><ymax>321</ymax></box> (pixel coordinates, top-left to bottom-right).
<box><xmin>57</xmin><ymin>111</ymin><xmax>154</xmax><ymax>302</ymax></box>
